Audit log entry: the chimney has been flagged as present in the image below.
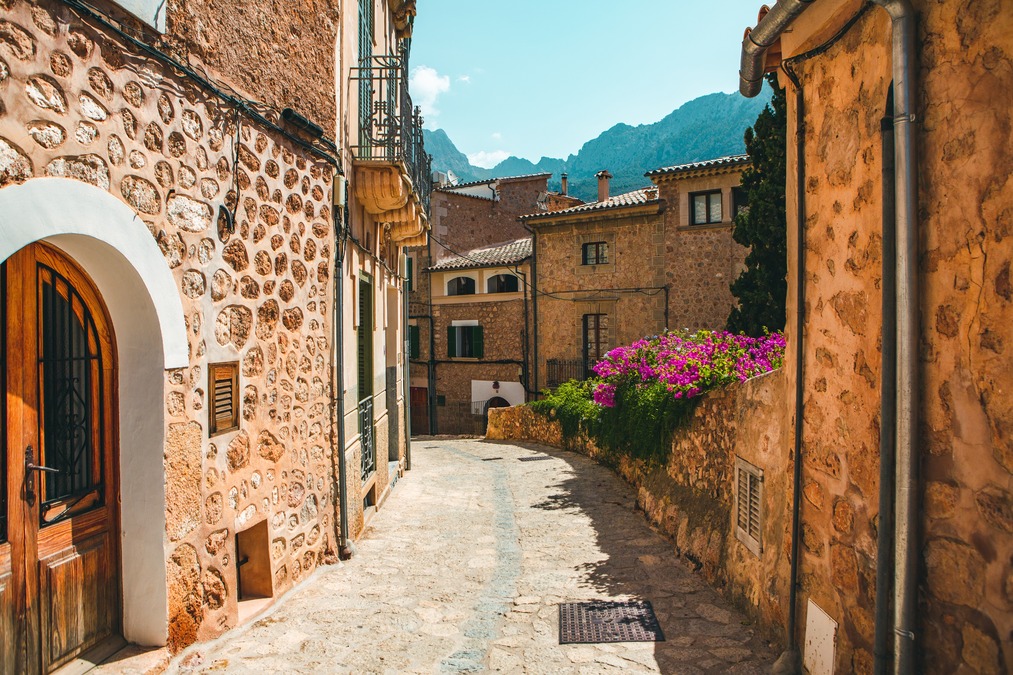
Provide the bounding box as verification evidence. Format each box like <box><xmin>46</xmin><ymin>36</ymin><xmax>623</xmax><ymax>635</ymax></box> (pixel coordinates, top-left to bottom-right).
<box><xmin>560</xmin><ymin>173</ymin><xmax>568</xmax><ymax>196</ymax></box>
<box><xmin>595</xmin><ymin>170</ymin><xmax>612</xmax><ymax>202</ymax></box>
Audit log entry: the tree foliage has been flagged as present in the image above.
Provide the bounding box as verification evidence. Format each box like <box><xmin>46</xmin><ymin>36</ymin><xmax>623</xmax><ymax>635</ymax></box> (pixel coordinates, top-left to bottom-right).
<box><xmin>727</xmin><ymin>74</ymin><xmax>788</xmax><ymax>336</ymax></box>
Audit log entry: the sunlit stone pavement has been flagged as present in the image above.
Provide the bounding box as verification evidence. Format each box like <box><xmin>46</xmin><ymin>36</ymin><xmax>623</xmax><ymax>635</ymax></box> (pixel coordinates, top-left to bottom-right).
<box><xmin>159</xmin><ymin>438</ymin><xmax>777</xmax><ymax>674</ymax></box>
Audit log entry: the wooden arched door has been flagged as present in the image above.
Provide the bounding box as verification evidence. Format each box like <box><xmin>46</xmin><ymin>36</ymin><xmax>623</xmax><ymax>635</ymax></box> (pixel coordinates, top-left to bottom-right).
<box><xmin>1</xmin><ymin>243</ymin><xmax>122</xmax><ymax>673</ymax></box>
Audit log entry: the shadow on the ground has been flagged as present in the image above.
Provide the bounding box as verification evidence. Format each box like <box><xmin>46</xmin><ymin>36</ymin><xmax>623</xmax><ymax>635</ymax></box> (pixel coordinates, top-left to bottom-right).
<box><xmin>476</xmin><ymin>439</ymin><xmax>776</xmax><ymax>673</ymax></box>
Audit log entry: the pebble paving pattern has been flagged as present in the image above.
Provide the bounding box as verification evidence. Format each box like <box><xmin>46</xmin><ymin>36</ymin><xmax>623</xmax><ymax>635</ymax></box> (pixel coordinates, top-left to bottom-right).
<box><xmin>166</xmin><ymin>439</ymin><xmax>777</xmax><ymax>674</ymax></box>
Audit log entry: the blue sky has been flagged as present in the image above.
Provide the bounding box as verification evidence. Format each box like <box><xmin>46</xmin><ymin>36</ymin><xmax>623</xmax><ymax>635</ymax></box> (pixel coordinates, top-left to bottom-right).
<box><xmin>409</xmin><ymin>1</ymin><xmax>765</xmax><ymax>167</ymax></box>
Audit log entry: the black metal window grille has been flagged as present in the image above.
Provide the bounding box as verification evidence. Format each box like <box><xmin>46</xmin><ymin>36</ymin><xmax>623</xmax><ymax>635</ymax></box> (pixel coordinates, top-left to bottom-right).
<box><xmin>358</xmin><ymin>277</ymin><xmax>375</xmax><ymax>481</ymax></box>
<box><xmin>582</xmin><ymin>313</ymin><xmax>608</xmax><ymax>377</ymax></box>
<box><xmin>447</xmin><ymin>276</ymin><xmax>475</xmax><ymax>296</ymax></box>
<box><xmin>690</xmin><ymin>189</ymin><xmax>723</xmax><ymax>225</ymax></box>
<box><xmin>38</xmin><ymin>263</ymin><xmax>105</xmax><ymax>527</ymax></box>
<box><xmin>359</xmin><ymin>396</ymin><xmax>375</xmax><ymax>481</ymax></box>
<box><xmin>581</xmin><ymin>242</ymin><xmax>608</xmax><ymax>265</ymax></box>
<box><xmin>487</xmin><ymin>274</ymin><xmax>519</xmax><ymax>294</ymax></box>
<box><xmin>0</xmin><ymin>264</ymin><xmax>6</xmax><ymax>544</ymax></box>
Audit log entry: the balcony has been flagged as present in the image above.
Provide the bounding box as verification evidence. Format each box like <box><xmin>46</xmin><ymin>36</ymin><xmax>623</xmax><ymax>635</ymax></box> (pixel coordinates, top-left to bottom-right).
<box><xmin>351</xmin><ymin>44</ymin><xmax>431</xmax><ymax>246</ymax></box>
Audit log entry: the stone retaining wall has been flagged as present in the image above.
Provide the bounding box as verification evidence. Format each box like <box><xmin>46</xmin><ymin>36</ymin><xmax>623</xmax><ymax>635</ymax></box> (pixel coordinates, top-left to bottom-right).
<box><xmin>487</xmin><ymin>369</ymin><xmax>792</xmax><ymax>636</ymax></box>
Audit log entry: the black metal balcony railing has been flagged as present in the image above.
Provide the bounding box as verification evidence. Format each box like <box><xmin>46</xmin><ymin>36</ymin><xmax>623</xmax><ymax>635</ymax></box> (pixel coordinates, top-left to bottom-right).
<box><xmin>546</xmin><ymin>359</ymin><xmax>590</xmax><ymax>388</ymax></box>
<box><xmin>358</xmin><ymin>395</ymin><xmax>375</xmax><ymax>481</ymax></box>
<box><xmin>351</xmin><ymin>44</ymin><xmax>432</xmax><ymax>217</ymax></box>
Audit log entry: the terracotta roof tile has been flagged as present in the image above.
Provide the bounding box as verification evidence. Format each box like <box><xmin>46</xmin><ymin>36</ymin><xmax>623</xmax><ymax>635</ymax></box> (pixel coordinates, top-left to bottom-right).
<box><xmin>427</xmin><ymin>237</ymin><xmax>532</xmax><ymax>271</ymax></box>
<box><xmin>436</xmin><ymin>172</ymin><xmax>551</xmax><ymax>192</ymax></box>
<box><xmin>645</xmin><ymin>154</ymin><xmax>750</xmax><ymax>177</ymax></box>
<box><xmin>520</xmin><ymin>188</ymin><xmax>660</xmax><ymax>221</ymax></box>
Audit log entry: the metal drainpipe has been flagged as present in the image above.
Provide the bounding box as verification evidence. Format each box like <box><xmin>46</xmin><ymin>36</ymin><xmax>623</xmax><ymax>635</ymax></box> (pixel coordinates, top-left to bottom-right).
<box><xmin>523</xmin><ymin>223</ymin><xmax>540</xmax><ymax>394</ymax></box>
<box><xmin>334</xmin><ymin>197</ymin><xmax>353</xmax><ymax>560</ymax></box>
<box><xmin>875</xmin><ymin>94</ymin><xmax>897</xmax><ymax>675</ymax></box>
<box><xmin>871</xmin><ymin>3</ymin><xmax>919</xmax><ymax>672</ymax></box>
<box><xmin>403</xmin><ymin>252</ymin><xmax>412</xmax><ymax>470</ymax></box>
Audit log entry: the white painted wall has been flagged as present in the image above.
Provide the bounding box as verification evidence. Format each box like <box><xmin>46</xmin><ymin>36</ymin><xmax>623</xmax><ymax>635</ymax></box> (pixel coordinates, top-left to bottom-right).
<box><xmin>471</xmin><ymin>380</ymin><xmax>524</xmax><ymax>414</ymax></box>
<box><xmin>112</xmin><ymin>0</ymin><xmax>166</xmax><ymax>32</ymax></box>
<box><xmin>0</xmin><ymin>178</ymin><xmax>183</xmax><ymax>646</ymax></box>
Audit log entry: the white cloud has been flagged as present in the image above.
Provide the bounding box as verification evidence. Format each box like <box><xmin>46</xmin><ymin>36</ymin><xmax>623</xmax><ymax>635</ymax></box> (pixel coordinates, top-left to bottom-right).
<box><xmin>457</xmin><ymin>75</ymin><xmax>471</xmax><ymax>84</ymax></box>
<box><xmin>409</xmin><ymin>66</ymin><xmax>450</xmax><ymax>121</ymax></box>
<box><xmin>468</xmin><ymin>150</ymin><xmax>510</xmax><ymax>169</ymax></box>
<box><xmin>490</xmin><ymin>132</ymin><xmax>502</xmax><ymax>141</ymax></box>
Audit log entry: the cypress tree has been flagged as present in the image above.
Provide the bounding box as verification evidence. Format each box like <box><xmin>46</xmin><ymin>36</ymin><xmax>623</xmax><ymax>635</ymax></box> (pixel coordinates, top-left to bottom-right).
<box><xmin>727</xmin><ymin>74</ymin><xmax>787</xmax><ymax>336</ymax></box>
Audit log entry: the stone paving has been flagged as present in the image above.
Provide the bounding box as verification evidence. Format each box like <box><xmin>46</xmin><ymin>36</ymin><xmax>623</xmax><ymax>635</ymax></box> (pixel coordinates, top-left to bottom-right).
<box><xmin>158</xmin><ymin>438</ymin><xmax>778</xmax><ymax>674</ymax></box>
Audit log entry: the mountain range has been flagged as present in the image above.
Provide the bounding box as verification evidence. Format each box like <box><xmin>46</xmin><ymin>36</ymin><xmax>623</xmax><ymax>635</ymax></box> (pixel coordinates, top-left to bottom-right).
<box><xmin>424</xmin><ymin>89</ymin><xmax>772</xmax><ymax>202</ymax></box>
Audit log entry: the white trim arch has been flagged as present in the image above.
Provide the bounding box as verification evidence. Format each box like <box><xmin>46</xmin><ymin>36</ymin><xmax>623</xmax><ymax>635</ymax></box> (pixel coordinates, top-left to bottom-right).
<box><xmin>0</xmin><ymin>177</ymin><xmax>183</xmax><ymax>646</ymax></box>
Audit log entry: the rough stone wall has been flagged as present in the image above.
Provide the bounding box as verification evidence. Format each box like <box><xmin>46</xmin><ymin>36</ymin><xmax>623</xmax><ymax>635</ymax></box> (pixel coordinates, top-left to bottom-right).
<box><xmin>779</xmin><ymin>2</ymin><xmax>1013</xmax><ymax>671</ymax></box>
<box><xmin>655</xmin><ymin>174</ymin><xmax>747</xmax><ymax>331</ymax></box>
<box><xmin>488</xmin><ymin>369</ymin><xmax>792</xmax><ymax>633</ymax></box>
<box><xmin>165</xmin><ymin>0</ymin><xmax>339</xmax><ymax>133</ymax></box>
<box><xmin>533</xmin><ymin>213</ymin><xmax>666</xmax><ymax>385</ymax></box>
<box><xmin>0</xmin><ymin>0</ymin><xmax>337</xmax><ymax>651</ymax></box>
<box><xmin>430</xmin><ymin>174</ymin><xmax>547</xmax><ymax>259</ymax></box>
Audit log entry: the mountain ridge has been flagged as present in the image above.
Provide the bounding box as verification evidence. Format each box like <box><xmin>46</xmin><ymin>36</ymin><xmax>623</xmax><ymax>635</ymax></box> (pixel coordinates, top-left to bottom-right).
<box><xmin>424</xmin><ymin>88</ymin><xmax>772</xmax><ymax>202</ymax></box>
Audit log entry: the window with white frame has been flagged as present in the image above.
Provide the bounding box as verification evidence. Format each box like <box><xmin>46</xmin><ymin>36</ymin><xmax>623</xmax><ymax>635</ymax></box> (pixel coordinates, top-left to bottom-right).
<box><xmin>735</xmin><ymin>457</ymin><xmax>763</xmax><ymax>556</ymax></box>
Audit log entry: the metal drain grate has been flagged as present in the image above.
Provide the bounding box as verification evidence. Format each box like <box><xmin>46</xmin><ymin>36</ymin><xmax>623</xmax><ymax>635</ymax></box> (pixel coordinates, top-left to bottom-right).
<box><xmin>518</xmin><ymin>456</ymin><xmax>553</xmax><ymax>462</ymax></box>
<box><xmin>481</xmin><ymin>457</ymin><xmax>504</xmax><ymax>461</ymax></box>
<box><xmin>559</xmin><ymin>601</ymin><xmax>665</xmax><ymax>644</ymax></box>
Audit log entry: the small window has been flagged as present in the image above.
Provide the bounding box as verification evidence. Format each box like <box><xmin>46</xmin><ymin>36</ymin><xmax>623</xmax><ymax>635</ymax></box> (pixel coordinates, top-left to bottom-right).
<box><xmin>582</xmin><ymin>242</ymin><xmax>609</xmax><ymax>265</ymax></box>
<box><xmin>448</xmin><ymin>325</ymin><xmax>484</xmax><ymax>358</ymax></box>
<box><xmin>447</xmin><ymin>276</ymin><xmax>476</xmax><ymax>296</ymax></box>
<box><xmin>409</xmin><ymin>325</ymin><xmax>420</xmax><ymax>359</ymax></box>
<box><xmin>691</xmin><ymin>190</ymin><xmax>723</xmax><ymax>225</ymax></box>
<box><xmin>209</xmin><ymin>362</ymin><xmax>239</xmax><ymax>436</ymax></box>
<box><xmin>732</xmin><ymin>186</ymin><xmax>749</xmax><ymax>217</ymax></box>
<box><xmin>487</xmin><ymin>274</ymin><xmax>519</xmax><ymax>293</ymax></box>
<box><xmin>735</xmin><ymin>457</ymin><xmax>763</xmax><ymax>556</ymax></box>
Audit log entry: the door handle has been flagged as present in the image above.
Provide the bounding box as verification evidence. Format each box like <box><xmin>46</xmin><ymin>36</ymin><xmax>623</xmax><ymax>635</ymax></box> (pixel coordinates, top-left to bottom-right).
<box><xmin>25</xmin><ymin>445</ymin><xmax>60</xmax><ymax>474</ymax></box>
<box><xmin>24</xmin><ymin>445</ymin><xmax>59</xmax><ymax>506</ymax></box>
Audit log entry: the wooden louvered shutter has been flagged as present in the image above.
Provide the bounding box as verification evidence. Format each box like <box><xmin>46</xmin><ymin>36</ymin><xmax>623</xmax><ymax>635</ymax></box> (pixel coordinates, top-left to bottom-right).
<box><xmin>735</xmin><ymin>458</ymin><xmax>763</xmax><ymax>556</ymax></box>
<box><xmin>472</xmin><ymin>326</ymin><xmax>484</xmax><ymax>358</ymax></box>
<box><xmin>209</xmin><ymin>362</ymin><xmax>239</xmax><ymax>435</ymax></box>
<box><xmin>358</xmin><ymin>278</ymin><xmax>373</xmax><ymax>399</ymax></box>
<box><xmin>409</xmin><ymin>325</ymin><xmax>420</xmax><ymax>359</ymax></box>
<box><xmin>447</xmin><ymin>326</ymin><xmax>457</xmax><ymax>358</ymax></box>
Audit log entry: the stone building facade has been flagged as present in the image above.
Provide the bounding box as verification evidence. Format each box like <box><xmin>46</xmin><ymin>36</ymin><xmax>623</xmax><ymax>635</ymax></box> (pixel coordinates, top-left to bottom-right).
<box><xmin>736</xmin><ymin>1</ymin><xmax>1013</xmax><ymax>672</ymax></box>
<box><xmin>0</xmin><ymin>0</ymin><xmax>425</xmax><ymax>669</ymax></box>
<box><xmin>408</xmin><ymin>175</ymin><xmax>543</xmax><ymax>434</ymax></box>
<box><xmin>522</xmin><ymin>162</ymin><xmax>747</xmax><ymax>391</ymax></box>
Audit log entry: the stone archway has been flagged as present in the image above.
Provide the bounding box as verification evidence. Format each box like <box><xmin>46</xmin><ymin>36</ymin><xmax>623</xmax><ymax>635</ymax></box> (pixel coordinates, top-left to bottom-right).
<box><xmin>0</xmin><ymin>177</ymin><xmax>186</xmax><ymax>646</ymax></box>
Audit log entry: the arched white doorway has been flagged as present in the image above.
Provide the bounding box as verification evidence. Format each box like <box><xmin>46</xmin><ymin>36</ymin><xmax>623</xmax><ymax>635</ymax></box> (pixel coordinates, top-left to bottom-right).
<box><xmin>0</xmin><ymin>177</ymin><xmax>187</xmax><ymax>646</ymax></box>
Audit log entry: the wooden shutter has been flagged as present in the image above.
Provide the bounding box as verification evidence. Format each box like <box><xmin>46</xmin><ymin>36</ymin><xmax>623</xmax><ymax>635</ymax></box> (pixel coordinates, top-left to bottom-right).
<box><xmin>358</xmin><ymin>278</ymin><xmax>373</xmax><ymax>399</ymax></box>
<box><xmin>209</xmin><ymin>362</ymin><xmax>239</xmax><ymax>435</ymax></box>
<box><xmin>447</xmin><ymin>326</ymin><xmax>456</xmax><ymax>358</ymax></box>
<box><xmin>406</xmin><ymin>257</ymin><xmax>413</xmax><ymax>292</ymax></box>
<box><xmin>409</xmin><ymin>325</ymin><xmax>420</xmax><ymax>359</ymax></box>
<box><xmin>735</xmin><ymin>458</ymin><xmax>763</xmax><ymax>556</ymax></box>
<box><xmin>472</xmin><ymin>326</ymin><xmax>484</xmax><ymax>358</ymax></box>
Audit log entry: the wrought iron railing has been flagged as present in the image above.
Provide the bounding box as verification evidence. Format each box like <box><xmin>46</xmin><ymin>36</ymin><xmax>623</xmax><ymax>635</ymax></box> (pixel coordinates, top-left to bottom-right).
<box><xmin>358</xmin><ymin>395</ymin><xmax>375</xmax><ymax>481</ymax></box>
<box><xmin>351</xmin><ymin>43</ymin><xmax>432</xmax><ymax>218</ymax></box>
<box><xmin>546</xmin><ymin>359</ymin><xmax>590</xmax><ymax>388</ymax></box>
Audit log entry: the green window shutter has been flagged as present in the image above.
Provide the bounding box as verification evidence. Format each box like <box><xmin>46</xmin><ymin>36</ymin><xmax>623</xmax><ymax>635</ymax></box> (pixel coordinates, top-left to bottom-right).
<box><xmin>447</xmin><ymin>326</ymin><xmax>456</xmax><ymax>358</ymax></box>
<box><xmin>409</xmin><ymin>325</ymin><xmax>419</xmax><ymax>359</ymax></box>
<box><xmin>472</xmin><ymin>326</ymin><xmax>484</xmax><ymax>358</ymax></box>
<box><xmin>406</xmin><ymin>257</ymin><xmax>413</xmax><ymax>293</ymax></box>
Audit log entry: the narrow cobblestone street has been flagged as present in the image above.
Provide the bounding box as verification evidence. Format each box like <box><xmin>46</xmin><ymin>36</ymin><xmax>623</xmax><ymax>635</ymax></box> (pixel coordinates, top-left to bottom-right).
<box><xmin>164</xmin><ymin>439</ymin><xmax>777</xmax><ymax>674</ymax></box>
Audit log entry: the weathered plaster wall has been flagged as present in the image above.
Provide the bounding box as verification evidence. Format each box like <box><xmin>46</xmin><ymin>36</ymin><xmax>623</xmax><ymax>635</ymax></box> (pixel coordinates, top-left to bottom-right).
<box><xmin>0</xmin><ymin>0</ymin><xmax>337</xmax><ymax>651</ymax></box>
<box><xmin>488</xmin><ymin>369</ymin><xmax>792</xmax><ymax>634</ymax></box>
<box><xmin>777</xmin><ymin>2</ymin><xmax>1013</xmax><ymax>671</ymax></box>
